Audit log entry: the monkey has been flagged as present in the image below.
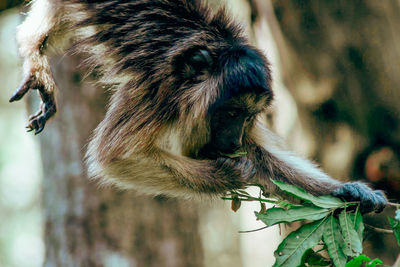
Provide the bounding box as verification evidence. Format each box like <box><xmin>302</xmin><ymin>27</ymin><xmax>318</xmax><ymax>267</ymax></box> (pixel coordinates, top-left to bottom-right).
<box><xmin>10</xmin><ymin>0</ymin><xmax>387</xmax><ymax>214</ymax></box>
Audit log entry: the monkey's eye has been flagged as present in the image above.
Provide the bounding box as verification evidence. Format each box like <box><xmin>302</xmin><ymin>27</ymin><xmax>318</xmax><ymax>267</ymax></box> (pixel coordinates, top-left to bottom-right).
<box><xmin>186</xmin><ymin>49</ymin><xmax>213</xmax><ymax>77</ymax></box>
<box><xmin>227</xmin><ymin>111</ymin><xmax>239</xmax><ymax>118</ymax></box>
<box><xmin>189</xmin><ymin>49</ymin><xmax>213</xmax><ymax>68</ymax></box>
<box><xmin>173</xmin><ymin>47</ymin><xmax>213</xmax><ymax>79</ymax></box>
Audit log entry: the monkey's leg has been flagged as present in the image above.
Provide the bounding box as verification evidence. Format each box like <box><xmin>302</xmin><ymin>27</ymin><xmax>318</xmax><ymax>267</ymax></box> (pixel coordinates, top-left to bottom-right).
<box><xmin>247</xmin><ymin>125</ymin><xmax>387</xmax><ymax>213</ymax></box>
<box><xmin>10</xmin><ymin>0</ymin><xmax>61</xmax><ymax>134</ymax></box>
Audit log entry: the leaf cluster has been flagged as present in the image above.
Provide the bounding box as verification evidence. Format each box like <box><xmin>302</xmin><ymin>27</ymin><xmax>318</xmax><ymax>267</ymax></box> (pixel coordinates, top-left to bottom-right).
<box><xmin>223</xmin><ymin>180</ymin><xmax>399</xmax><ymax>267</ymax></box>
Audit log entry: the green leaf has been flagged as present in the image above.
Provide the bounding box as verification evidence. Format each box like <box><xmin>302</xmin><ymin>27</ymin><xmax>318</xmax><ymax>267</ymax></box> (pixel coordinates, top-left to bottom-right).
<box><xmin>345</xmin><ymin>255</ymin><xmax>371</xmax><ymax>267</ymax></box>
<box><xmin>339</xmin><ymin>211</ymin><xmax>362</xmax><ymax>257</ymax></box>
<box><xmin>307</xmin><ymin>254</ymin><xmax>330</xmax><ymax>266</ymax></box>
<box><xmin>299</xmin><ymin>249</ymin><xmax>315</xmax><ymax>267</ymax></box>
<box><xmin>349</xmin><ymin>209</ymin><xmax>364</xmax><ymax>243</ymax></box>
<box><xmin>366</xmin><ymin>258</ymin><xmax>384</xmax><ymax>267</ymax></box>
<box><xmin>388</xmin><ymin>217</ymin><xmax>400</xmax><ymax>247</ymax></box>
<box><xmin>323</xmin><ymin>215</ymin><xmax>347</xmax><ymax>267</ymax></box>
<box><xmin>271</xmin><ymin>180</ymin><xmax>344</xmax><ymax>209</ymax></box>
<box><xmin>300</xmin><ymin>249</ymin><xmax>330</xmax><ymax>267</ymax></box>
<box><xmin>273</xmin><ymin>219</ymin><xmax>326</xmax><ymax>267</ymax></box>
<box><xmin>345</xmin><ymin>255</ymin><xmax>383</xmax><ymax>267</ymax></box>
<box><xmin>276</xmin><ymin>200</ymin><xmax>299</xmax><ymax>209</ymax></box>
<box><xmin>256</xmin><ymin>207</ymin><xmax>330</xmax><ymax>227</ymax></box>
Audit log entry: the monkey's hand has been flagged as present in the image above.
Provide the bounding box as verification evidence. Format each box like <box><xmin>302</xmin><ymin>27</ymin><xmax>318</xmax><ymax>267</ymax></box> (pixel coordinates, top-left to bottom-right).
<box><xmin>215</xmin><ymin>157</ymin><xmax>256</xmax><ymax>188</ymax></box>
<box><xmin>331</xmin><ymin>182</ymin><xmax>387</xmax><ymax>214</ymax></box>
<box><xmin>9</xmin><ymin>71</ymin><xmax>56</xmax><ymax>134</ymax></box>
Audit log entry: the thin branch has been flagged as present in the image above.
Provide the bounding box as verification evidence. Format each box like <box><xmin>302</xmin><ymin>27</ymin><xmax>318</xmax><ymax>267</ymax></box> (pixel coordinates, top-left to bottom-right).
<box><xmin>239</xmin><ymin>226</ymin><xmax>269</xmax><ymax>233</ymax></box>
<box><xmin>388</xmin><ymin>202</ymin><xmax>400</xmax><ymax>208</ymax></box>
<box><xmin>364</xmin><ymin>224</ymin><xmax>394</xmax><ymax>234</ymax></box>
<box><xmin>222</xmin><ymin>194</ymin><xmax>278</xmax><ymax>204</ymax></box>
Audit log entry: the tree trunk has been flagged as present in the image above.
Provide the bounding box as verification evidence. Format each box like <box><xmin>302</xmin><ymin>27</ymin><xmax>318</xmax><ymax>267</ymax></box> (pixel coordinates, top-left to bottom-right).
<box><xmin>34</xmin><ymin>55</ymin><xmax>204</xmax><ymax>267</ymax></box>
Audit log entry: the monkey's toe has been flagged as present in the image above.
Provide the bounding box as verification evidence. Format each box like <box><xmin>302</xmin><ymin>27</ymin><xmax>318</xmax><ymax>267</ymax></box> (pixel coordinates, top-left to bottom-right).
<box><xmin>26</xmin><ymin>101</ymin><xmax>56</xmax><ymax>135</ymax></box>
<box><xmin>27</xmin><ymin>114</ymin><xmax>46</xmax><ymax>135</ymax></box>
<box><xmin>332</xmin><ymin>182</ymin><xmax>387</xmax><ymax>213</ymax></box>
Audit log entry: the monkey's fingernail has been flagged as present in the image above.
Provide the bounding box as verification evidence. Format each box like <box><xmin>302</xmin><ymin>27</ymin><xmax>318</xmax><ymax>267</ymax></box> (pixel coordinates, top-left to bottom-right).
<box><xmin>10</xmin><ymin>86</ymin><xmax>28</xmax><ymax>102</ymax></box>
<box><xmin>35</xmin><ymin>126</ymin><xmax>44</xmax><ymax>135</ymax></box>
<box><xmin>9</xmin><ymin>93</ymin><xmax>20</xmax><ymax>102</ymax></box>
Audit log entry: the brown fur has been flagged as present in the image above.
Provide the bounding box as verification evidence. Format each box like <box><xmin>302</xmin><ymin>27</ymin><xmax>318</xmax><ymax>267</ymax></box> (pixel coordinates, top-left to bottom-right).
<box><xmin>12</xmin><ymin>0</ymin><xmax>387</xmax><ymax>212</ymax></box>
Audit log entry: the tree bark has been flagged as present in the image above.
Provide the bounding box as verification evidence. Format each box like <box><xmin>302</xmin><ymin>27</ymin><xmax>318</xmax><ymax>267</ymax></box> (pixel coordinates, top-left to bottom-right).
<box><xmin>34</xmin><ymin>55</ymin><xmax>204</xmax><ymax>267</ymax></box>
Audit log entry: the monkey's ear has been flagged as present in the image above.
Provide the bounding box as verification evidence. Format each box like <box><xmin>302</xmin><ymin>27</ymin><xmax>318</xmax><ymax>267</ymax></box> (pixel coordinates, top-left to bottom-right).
<box><xmin>173</xmin><ymin>48</ymin><xmax>213</xmax><ymax>79</ymax></box>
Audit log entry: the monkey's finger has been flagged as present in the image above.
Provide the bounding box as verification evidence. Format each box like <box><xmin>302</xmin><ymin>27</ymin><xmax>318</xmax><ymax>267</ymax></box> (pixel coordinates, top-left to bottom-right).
<box><xmin>27</xmin><ymin>117</ymin><xmax>45</xmax><ymax>135</ymax></box>
<box><xmin>9</xmin><ymin>75</ymin><xmax>34</xmax><ymax>102</ymax></box>
<box><xmin>35</xmin><ymin>117</ymin><xmax>46</xmax><ymax>135</ymax></box>
<box><xmin>35</xmin><ymin>125</ymin><xmax>45</xmax><ymax>135</ymax></box>
<box><xmin>26</xmin><ymin>119</ymin><xmax>39</xmax><ymax>133</ymax></box>
<box><xmin>373</xmin><ymin>191</ymin><xmax>387</xmax><ymax>213</ymax></box>
<box><xmin>29</xmin><ymin>108</ymin><xmax>43</xmax><ymax>121</ymax></box>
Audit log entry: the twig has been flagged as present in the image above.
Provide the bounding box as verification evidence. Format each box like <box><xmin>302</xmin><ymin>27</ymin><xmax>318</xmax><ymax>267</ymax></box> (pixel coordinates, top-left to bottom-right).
<box><xmin>388</xmin><ymin>202</ymin><xmax>400</xmax><ymax>208</ymax></box>
<box><xmin>222</xmin><ymin>193</ymin><xmax>278</xmax><ymax>204</ymax></box>
<box><xmin>239</xmin><ymin>226</ymin><xmax>269</xmax><ymax>233</ymax></box>
<box><xmin>364</xmin><ymin>224</ymin><xmax>394</xmax><ymax>234</ymax></box>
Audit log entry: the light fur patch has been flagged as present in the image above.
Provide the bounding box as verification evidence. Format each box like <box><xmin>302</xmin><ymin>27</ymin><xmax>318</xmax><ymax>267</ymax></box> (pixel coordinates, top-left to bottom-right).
<box><xmin>156</xmin><ymin>124</ymin><xmax>183</xmax><ymax>156</ymax></box>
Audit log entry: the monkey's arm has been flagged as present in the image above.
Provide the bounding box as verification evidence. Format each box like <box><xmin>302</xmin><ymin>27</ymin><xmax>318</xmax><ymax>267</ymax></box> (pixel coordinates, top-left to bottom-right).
<box><xmin>247</xmin><ymin>120</ymin><xmax>387</xmax><ymax>213</ymax></box>
<box><xmin>90</xmin><ymin>150</ymin><xmax>254</xmax><ymax>198</ymax></box>
<box><xmin>248</xmin><ymin>143</ymin><xmax>340</xmax><ymax>196</ymax></box>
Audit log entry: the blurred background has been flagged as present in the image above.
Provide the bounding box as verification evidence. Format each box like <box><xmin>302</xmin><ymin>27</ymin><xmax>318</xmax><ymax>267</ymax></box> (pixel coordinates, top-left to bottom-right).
<box><xmin>0</xmin><ymin>0</ymin><xmax>399</xmax><ymax>266</ymax></box>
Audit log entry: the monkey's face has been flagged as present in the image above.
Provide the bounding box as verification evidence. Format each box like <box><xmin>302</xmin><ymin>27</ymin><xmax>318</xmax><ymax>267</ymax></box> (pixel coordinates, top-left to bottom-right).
<box><xmin>198</xmin><ymin>94</ymin><xmax>268</xmax><ymax>159</ymax></box>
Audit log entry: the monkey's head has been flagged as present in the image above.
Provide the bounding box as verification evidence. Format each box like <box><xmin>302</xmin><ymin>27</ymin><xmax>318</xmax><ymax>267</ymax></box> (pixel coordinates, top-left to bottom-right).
<box><xmin>90</xmin><ymin>3</ymin><xmax>273</xmax><ymax>165</ymax></box>
<box><xmin>168</xmin><ymin>38</ymin><xmax>273</xmax><ymax>159</ymax></box>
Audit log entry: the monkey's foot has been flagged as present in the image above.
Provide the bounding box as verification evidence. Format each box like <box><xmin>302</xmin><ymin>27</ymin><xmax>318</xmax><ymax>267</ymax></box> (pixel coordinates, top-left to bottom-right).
<box><xmin>332</xmin><ymin>182</ymin><xmax>387</xmax><ymax>214</ymax></box>
<box><xmin>10</xmin><ymin>74</ymin><xmax>56</xmax><ymax>134</ymax></box>
<box><xmin>26</xmin><ymin>101</ymin><xmax>56</xmax><ymax>134</ymax></box>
